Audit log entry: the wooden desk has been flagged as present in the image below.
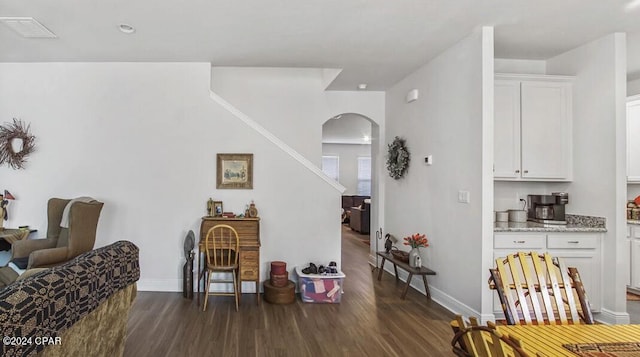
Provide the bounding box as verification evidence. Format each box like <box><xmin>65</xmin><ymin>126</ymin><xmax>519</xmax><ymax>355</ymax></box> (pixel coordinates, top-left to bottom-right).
<box><xmin>198</xmin><ymin>217</ymin><xmax>261</xmax><ymax>305</ymax></box>
<box><xmin>376</xmin><ymin>251</ymin><xmax>436</xmax><ymax>299</ymax></box>
<box><xmin>0</xmin><ymin>228</ymin><xmax>30</xmax><ymax>245</ymax></box>
<box><xmin>497</xmin><ymin>324</ymin><xmax>640</xmax><ymax>356</ymax></box>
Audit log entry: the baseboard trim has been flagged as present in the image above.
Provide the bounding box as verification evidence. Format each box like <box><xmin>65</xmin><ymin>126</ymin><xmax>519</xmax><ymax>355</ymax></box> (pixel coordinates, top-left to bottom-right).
<box><xmin>137</xmin><ymin>278</ymin><xmax>260</xmax><ymax>293</ymax></box>
<box><xmin>137</xmin><ymin>279</ymin><xmax>182</xmax><ymax>292</ymax></box>
<box><xmin>596</xmin><ymin>308</ymin><xmax>630</xmax><ymax>325</ymax></box>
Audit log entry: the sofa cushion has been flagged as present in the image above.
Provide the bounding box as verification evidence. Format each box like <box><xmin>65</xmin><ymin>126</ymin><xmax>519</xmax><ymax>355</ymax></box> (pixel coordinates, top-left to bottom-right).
<box><xmin>0</xmin><ymin>240</ymin><xmax>140</xmax><ymax>357</ymax></box>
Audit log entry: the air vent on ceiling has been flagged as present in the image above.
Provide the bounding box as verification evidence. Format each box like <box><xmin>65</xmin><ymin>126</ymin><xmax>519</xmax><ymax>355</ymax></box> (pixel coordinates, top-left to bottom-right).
<box><xmin>0</xmin><ymin>17</ymin><xmax>57</xmax><ymax>38</ymax></box>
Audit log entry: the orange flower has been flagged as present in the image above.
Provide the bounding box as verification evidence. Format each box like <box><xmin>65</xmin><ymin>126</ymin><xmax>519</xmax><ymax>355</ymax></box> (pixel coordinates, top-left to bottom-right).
<box><xmin>403</xmin><ymin>233</ymin><xmax>429</xmax><ymax>248</ymax></box>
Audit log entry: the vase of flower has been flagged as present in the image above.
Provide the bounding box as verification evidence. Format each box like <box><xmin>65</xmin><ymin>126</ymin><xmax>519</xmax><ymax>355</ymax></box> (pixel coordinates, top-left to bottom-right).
<box><xmin>403</xmin><ymin>233</ymin><xmax>429</xmax><ymax>268</ymax></box>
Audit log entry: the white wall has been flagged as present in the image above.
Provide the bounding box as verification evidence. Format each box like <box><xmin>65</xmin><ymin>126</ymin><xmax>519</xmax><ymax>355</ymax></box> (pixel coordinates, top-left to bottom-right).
<box><xmin>0</xmin><ymin>62</ymin><xmax>366</xmax><ymax>292</ymax></box>
<box><xmin>629</xmin><ymin>78</ymin><xmax>640</xmax><ymax>96</ymax></box>
<box><xmin>495</xmin><ymin>58</ymin><xmax>546</xmax><ymax>75</ymax></box>
<box><xmin>384</xmin><ymin>28</ymin><xmax>493</xmax><ymax>316</ymax></box>
<box><xmin>210</xmin><ymin>67</ymin><xmax>384</xmax><ymax>166</ymax></box>
<box><xmin>322</xmin><ymin>143</ymin><xmax>371</xmax><ymax>195</ymax></box>
<box><xmin>547</xmin><ymin>33</ymin><xmax>628</xmax><ymax>323</ymax></box>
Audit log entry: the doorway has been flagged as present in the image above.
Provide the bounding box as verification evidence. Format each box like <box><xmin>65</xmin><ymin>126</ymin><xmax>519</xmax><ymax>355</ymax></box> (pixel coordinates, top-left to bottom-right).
<box><xmin>321</xmin><ymin>113</ymin><xmax>381</xmax><ymax>259</ymax></box>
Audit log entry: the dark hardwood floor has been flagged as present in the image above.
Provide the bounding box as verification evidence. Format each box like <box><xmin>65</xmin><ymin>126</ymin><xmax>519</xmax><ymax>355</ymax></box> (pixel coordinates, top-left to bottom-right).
<box><xmin>124</xmin><ymin>225</ymin><xmax>455</xmax><ymax>356</ymax></box>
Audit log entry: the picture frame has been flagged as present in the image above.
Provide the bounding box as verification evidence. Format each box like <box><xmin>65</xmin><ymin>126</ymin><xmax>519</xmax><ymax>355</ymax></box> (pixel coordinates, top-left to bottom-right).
<box><xmin>217</xmin><ymin>153</ymin><xmax>253</xmax><ymax>189</ymax></box>
<box><xmin>213</xmin><ymin>201</ymin><xmax>223</xmax><ymax>217</ymax></box>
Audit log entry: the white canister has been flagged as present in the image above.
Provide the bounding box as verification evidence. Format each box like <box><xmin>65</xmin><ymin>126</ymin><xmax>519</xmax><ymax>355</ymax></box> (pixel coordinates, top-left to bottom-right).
<box><xmin>496</xmin><ymin>211</ymin><xmax>509</xmax><ymax>222</ymax></box>
<box><xmin>508</xmin><ymin>209</ymin><xmax>527</xmax><ymax>223</ymax></box>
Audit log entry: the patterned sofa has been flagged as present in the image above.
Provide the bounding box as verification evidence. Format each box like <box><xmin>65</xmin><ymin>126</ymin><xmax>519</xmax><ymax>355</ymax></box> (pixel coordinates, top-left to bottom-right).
<box><xmin>0</xmin><ymin>240</ymin><xmax>140</xmax><ymax>357</ymax></box>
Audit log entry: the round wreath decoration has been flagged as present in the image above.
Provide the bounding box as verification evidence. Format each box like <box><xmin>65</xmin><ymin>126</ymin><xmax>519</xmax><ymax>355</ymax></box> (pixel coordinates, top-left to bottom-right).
<box><xmin>0</xmin><ymin>119</ymin><xmax>36</xmax><ymax>170</ymax></box>
<box><xmin>386</xmin><ymin>136</ymin><xmax>410</xmax><ymax>179</ymax></box>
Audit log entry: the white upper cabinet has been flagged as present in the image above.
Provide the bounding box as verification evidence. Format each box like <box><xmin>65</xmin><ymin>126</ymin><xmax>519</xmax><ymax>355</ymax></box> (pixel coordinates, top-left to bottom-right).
<box><xmin>494</xmin><ymin>74</ymin><xmax>573</xmax><ymax>181</ymax></box>
<box><xmin>628</xmin><ymin>96</ymin><xmax>640</xmax><ymax>183</ymax></box>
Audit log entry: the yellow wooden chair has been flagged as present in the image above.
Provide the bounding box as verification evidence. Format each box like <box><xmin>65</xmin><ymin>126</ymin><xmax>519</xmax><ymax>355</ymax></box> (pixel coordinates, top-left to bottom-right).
<box><xmin>488</xmin><ymin>251</ymin><xmax>594</xmax><ymax>325</ymax></box>
<box><xmin>451</xmin><ymin>315</ymin><xmax>530</xmax><ymax>357</ymax></box>
<box><xmin>202</xmin><ymin>224</ymin><xmax>240</xmax><ymax>312</ymax></box>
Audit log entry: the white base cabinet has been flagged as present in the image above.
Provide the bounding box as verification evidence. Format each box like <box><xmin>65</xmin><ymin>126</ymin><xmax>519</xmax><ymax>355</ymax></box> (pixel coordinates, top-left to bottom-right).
<box><xmin>629</xmin><ymin>225</ymin><xmax>640</xmax><ymax>289</ymax></box>
<box><xmin>492</xmin><ymin>232</ymin><xmax>602</xmax><ymax>318</ymax></box>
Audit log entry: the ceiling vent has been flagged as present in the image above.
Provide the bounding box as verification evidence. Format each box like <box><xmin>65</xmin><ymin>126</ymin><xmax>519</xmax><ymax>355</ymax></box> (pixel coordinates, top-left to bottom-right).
<box><xmin>0</xmin><ymin>17</ymin><xmax>57</xmax><ymax>38</ymax></box>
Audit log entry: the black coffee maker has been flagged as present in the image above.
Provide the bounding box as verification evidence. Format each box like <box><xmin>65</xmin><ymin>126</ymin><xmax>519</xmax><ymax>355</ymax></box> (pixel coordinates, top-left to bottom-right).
<box><xmin>526</xmin><ymin>192</ymin><xmax>569</xmax><ymax>224</ymax></box>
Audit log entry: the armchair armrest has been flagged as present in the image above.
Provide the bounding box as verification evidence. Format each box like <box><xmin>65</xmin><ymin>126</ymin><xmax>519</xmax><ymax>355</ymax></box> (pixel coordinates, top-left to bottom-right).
<box><xmin>28</xmin><ymin>247</ymin><xmax>69</xmax><ymax>269</ymax></box>
<box><xmin>11</xmin><ymin>238</ymin><xmax>57</xmax><ymax>260</ymax></box>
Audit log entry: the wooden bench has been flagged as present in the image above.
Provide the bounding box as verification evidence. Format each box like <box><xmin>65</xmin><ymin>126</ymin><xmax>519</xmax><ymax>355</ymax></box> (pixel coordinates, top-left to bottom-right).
<box><xmin>376</xmin><ymin>251</ymin><xmax>436</xmax><ymax>299</ymax></box>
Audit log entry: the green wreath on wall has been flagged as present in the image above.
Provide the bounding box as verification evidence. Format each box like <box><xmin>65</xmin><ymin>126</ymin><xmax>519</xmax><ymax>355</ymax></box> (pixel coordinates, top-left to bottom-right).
<box><xmin>386</xmin><ymin>136</ymin><xmax>410</xmax><ymax>179</ymax></box>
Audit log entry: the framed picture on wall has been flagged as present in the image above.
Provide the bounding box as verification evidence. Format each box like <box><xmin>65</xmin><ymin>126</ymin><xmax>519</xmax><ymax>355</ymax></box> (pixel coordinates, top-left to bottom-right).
<box><xmin>217</xmin><ymin>153</ymin><xmax>253</xmax><ymax>189</ymax></box>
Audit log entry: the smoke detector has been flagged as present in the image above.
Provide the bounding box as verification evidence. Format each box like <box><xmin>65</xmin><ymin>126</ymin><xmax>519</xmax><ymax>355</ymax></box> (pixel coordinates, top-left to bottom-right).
<box><xmin>0</xmin><ymin>17</ymin><xmax>57</xmax><ymax>38</ymax></box>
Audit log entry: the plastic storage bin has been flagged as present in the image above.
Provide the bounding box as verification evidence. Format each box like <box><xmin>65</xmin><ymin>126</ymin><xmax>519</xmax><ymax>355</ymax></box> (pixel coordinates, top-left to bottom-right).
<box><xmin>296</xmin><ymin>266</ymin><xmax>346</xmax><ymax>303</ymax></box>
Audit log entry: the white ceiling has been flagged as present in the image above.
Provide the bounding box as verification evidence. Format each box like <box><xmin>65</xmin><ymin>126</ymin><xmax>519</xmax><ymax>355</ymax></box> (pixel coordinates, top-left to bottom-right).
<box><xmin>1</xmin><ymin>0</ymin><xmax>640</xmax><ymax>89</ymax></box>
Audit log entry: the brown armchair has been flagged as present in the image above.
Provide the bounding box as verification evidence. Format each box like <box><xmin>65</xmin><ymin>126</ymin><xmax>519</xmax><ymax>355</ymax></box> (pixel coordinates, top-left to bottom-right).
<box><xmin>350</xmin><ymin>201</ymin><xmax>370</xmax><ymax>234</ymax></box>
<box><xmin>11</xmin><ymin>198</ymin><xmax>104</xmax><ymax>269</ymax></box>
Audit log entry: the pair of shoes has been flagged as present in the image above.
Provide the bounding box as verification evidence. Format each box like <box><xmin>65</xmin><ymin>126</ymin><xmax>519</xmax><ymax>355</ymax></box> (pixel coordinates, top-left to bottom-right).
<box><xmin>302</xmin><ymin>263</ymin><xmax>318</xmax><ymax>274</ymax></box>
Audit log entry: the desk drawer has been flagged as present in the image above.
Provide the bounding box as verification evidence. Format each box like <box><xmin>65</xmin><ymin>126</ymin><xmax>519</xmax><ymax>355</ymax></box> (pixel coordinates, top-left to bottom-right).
<box><xmin>547</xmin><ymin>234</ymin><xmax>598</xmax><ymax>249</ymax></box>
<box><xmin>494</xmin><ymin>234</ymin><xmax>545</xmax><ymax>249</ymax></box>
<box><xmin>240</xmin><ymin>267</ymin><xmax>259</xmax><ymax>280</ymax></box>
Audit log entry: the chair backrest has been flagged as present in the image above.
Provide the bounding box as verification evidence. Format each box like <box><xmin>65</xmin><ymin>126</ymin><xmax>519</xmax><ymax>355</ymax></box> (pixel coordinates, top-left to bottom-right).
<box><xmin>204</xmin><ymin>224</ymin><xmax>239</xmax><ymax>267</ymax></box>
<box><xmin>48</xmin><ymin>198</ymin><xmax>104</xmax><ymax>259</ymax></box>
<box><xmin>488</xmin><ymin>251</ymin><xmax>593</xmax><ymax>325</ymax></box>
<box><xmin>451</xmin><ymin>315</ymin><xmax>530</xmax><ymax>357</ymax></box>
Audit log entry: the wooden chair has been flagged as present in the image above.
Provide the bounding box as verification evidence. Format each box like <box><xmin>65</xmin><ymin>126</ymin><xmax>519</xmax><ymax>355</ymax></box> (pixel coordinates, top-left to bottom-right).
<box><xmin>202</xmin><ymin>224</ymin><xmax>240</xmax><ymax>312</ymax></box>
<box><xmin>450</xmin><ymin>315</ymin><xmax>530</xmax><ymax>357</ymax></box>
<box><xmin>488</xmin><ymin>251</ymin><xmax>594</xmax><ymax>325</ymax></box>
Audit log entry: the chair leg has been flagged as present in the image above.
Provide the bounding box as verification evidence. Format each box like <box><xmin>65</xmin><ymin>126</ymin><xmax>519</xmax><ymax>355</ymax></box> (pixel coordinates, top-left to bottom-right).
<box><xmin>203</xmin><ymin>269</ymin><xmax>211</xmax><ymax>312</ymax></box>
<box><xmin>232</xmin><ymin>270</ymin><xmax>239</xmax><ymax>312</ymax></box>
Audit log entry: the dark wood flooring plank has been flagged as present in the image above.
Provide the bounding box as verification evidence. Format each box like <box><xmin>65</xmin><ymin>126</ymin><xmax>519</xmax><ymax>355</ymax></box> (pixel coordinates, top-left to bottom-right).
<box><xmin>124</xmin><ymin>225</ymin><xmax>455</xmax><ymax>356</ymax></box>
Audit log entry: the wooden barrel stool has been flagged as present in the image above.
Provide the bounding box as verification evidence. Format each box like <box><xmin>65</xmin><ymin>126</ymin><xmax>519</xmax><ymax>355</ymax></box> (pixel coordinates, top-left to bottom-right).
<box><xmin>263</xmin><ymin>280</ymin><xmax>295</xmax><ymax>304</ymax></box>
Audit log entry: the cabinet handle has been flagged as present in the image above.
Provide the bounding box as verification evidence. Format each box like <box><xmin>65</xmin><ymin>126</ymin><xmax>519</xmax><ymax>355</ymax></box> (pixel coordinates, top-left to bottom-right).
<box><xmin>523</xmin><ymin>170</ymin><xmax>529</xmax><ymax>174</ymax></box>
<box><xmin>515</xmin><ymin>170</ymin><xmax>520</xmax><ymax>174</ymax></box>
<box><xmin>514</xmin><ymin>240</ymin><xmax>526</xmax><ymax>244</ymax></box>
<box><xmin>567</xmin><ymin>241</ymin><xmax>579</xmax><ymax>244</ymax></box>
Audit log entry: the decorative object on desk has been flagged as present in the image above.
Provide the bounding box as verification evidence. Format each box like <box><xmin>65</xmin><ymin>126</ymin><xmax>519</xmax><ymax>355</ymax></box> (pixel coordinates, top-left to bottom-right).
<box><xmin>248</xmin><ymin>200</ymin><xmax>258</xmax><ymax>218</ymax></box>
<box><xmin>404</xmin><ymin>233</ymin><xmax>428</xmax><ymax>268</ymax></box>
<box><xmin>386</xmin><ymin>136</ymin><xmax>410</xmax><ymax>179</ymax></box>
<box><xmin>217</xmin><ymin>153</ymin><xmax>253</xmax><ymax>189</ymax></box>
<box><xmin>0</xmin><ymin>190</ymin><xmax>16</xmax><ymax>231</ymax></box>
<box><xmin>207</xmin><ymin>197</ymin><xmax>214</xmax><ymax>217</ymax></box>
<box><xmin>213</xmin><ymin>201</ymin><xmax>223</xmax><ymax>217</ymax></box>
<box><xmin>0</xmin><ymin>118</ymin><xmax>36</xmax><ymax>169</ymax></box>
<box><xmin>222</xmin><ymin>212</ymin><xmax>236</xmax><ymax>218</ymax></box>
<box><xmin>182</xmin><ymin>230</ymin><xmax>195</xmax><ymax>299</ymax></box>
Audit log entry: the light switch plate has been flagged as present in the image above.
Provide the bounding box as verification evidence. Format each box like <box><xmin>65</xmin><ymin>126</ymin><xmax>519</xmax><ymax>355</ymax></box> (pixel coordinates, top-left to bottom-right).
<box><xmin>458</xmin><ymin>190</ymin><xmax>470</xmax><ymax>203</ymax></box>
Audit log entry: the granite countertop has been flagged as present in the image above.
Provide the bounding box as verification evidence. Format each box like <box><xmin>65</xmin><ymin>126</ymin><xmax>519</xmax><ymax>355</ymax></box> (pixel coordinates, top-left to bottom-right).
<box><xmin>494</xmin><ymin>214</ymin><xmax>607</xmax><ymax>233</ymax></box>
<box><xmin>628</xmin><ymin>220</ymin><xmax>640</xmax><ymax>226</ymax></box>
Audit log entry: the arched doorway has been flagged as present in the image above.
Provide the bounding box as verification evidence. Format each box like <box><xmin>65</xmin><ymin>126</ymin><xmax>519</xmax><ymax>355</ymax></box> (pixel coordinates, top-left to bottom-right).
<box><xmin>321</xmin><ymin>113</ymin><xmax>382</xmax><ymax>265</ymax></box>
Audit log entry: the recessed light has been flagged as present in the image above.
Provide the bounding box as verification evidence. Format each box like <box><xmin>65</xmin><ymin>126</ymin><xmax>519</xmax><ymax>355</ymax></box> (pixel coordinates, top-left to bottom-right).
<box><xmin>119</xmin><ymin>23</ymin><xmax>136</xmax><ymax>34</ymax></box>
<box><xmin>358</xmin><ymin>84</ymin><xmax>367</xmax><ymax>90</ymax></box>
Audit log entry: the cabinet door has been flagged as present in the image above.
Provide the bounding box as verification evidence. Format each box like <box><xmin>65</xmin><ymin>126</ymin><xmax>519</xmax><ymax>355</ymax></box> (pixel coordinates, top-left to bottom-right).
<box><xmin>632</xmin><ymin>240</ymin><xmax>640</xmax><ymax>289</ymax></box>
<box><xmin>548</xmin><ymin>250</ymin><xmax>601</xmax><ymax>312</ymax></box>
<box><xmin>494</xmin><ymin>80</ymin><xmax>521</xmax><ymax>179</ymax></box>
<box><xmin>627</xmin><ymin>100</ymin><xmax>640</xmax><ymax>182</ymax></box>
<box><xmin>520</xmin><ymin>81</ymin><xmax>572</xmax><ymax>180</ymax></box>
